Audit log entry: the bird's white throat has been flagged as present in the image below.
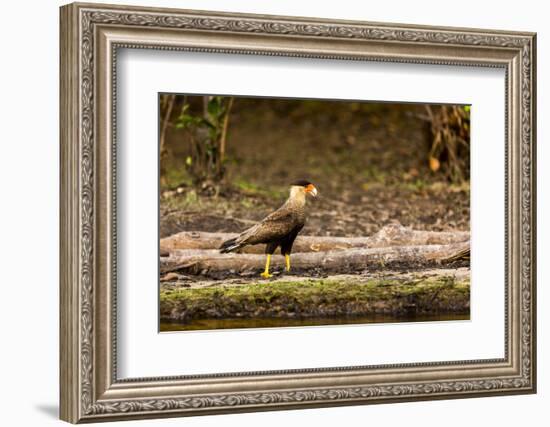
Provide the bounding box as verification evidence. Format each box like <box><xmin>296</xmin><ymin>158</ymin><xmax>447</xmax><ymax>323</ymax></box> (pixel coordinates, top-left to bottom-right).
<box><xmin>288</xmin><ymin>185</ymin><xmax>307</xmax><ymax>206</ymax></box>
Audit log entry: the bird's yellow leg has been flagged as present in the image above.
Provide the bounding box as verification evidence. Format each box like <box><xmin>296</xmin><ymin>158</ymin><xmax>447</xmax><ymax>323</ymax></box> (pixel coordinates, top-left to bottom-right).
<box><xmin>260</xmin><ymin>254</ymin><xmax>272</xmax><ymax>278</ymax></box>
<box><xmin>285</xmin><ymin>254</ymin><xmax>291</xmax><ymax>272</ymax></box>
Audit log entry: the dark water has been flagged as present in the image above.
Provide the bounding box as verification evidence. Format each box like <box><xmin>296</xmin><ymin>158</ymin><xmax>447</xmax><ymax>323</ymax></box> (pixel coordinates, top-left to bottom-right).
<box><xmin>160</xmin><ymin>313</ymin><xmax>470</xmax><ymax>332</ymax></box>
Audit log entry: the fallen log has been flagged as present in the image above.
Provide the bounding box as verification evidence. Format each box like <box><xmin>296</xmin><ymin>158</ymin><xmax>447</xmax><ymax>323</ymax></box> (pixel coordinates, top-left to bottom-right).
<box><xmin>160</xmin><ymin>241</ymin><xmax>470</xmax><ymax>276</ymax></box>
<box><xmin>160</xmin><ymin>223</ymin><xmax>469</xmax><ymax>255</ymax></box>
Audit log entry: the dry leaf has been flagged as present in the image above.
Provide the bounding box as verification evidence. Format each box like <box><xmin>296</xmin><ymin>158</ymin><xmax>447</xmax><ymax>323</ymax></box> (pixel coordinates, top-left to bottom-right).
<box><xmin>429</xmin><ymin>156</ymin><xmax>441</xmax><ymax>172</ymax></box>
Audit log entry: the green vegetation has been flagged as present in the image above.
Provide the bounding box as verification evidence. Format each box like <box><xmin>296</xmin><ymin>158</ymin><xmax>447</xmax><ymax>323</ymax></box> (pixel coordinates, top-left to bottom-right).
<box><xmin>161</xmin><ymin>95</ymin><xmax>234</xmax><ymax>193</ymax></box>
<box><xmin>160</xmin><ymin>276</ymin><xmax>470</xmax><ymax>323</ymax></box>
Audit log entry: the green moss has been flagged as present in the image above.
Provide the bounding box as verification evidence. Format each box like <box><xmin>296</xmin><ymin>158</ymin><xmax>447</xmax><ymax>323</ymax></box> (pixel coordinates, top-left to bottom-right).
<box><xmin>234</xmin><ymin>179</ymin><xmax>286</xmax><ymax>199</ymax></box>
<box><xmin>160</xmin><ymin>276</ymin><xmax>470</xmax><ymax>322</ymax></box>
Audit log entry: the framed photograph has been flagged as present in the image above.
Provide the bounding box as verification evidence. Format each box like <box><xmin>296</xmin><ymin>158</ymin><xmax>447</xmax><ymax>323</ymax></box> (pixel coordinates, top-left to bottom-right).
<box><xmin>158</xmin><ymin>94</ymin><xmax>473</xmax><ymax>333</ymax></box>
<box><xmin>60</xmin><ymin>2</ymin><xmax>536</xmax><ymax>423</ymax></box>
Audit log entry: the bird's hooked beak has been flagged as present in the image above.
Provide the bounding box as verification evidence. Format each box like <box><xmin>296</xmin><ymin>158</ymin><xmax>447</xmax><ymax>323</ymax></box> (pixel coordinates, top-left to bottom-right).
<box><xmin>306</xmin><ymin>184</ymin><xmax>318</xmax><ymax>197</ymax></box>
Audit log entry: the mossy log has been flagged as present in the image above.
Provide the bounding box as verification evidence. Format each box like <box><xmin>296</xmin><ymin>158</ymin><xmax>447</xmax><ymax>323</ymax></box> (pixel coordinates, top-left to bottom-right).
<box><xmin>160</xmin><ymin>223</ymin><xmax>469</xmax><ymax>255</ymax></box>
<box><xmin>160</xmin><ymin>241</ymin><xmax>469</xmax><ymax>275</ymax></box>
<box><xmin>160</xmin><ymin>276</ymin><xmax>470</xmax><ymax>323</ymax></box>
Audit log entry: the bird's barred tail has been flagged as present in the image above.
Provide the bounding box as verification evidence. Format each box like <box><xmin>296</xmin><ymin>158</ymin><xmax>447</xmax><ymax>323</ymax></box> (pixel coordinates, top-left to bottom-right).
<box><xmin>219</xmin><ymin>237</ymin><xmax>242</xmax><ymax>253</ymax></box>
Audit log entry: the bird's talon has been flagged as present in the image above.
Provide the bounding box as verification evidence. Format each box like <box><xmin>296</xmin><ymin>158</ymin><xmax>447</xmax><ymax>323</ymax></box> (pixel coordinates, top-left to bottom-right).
<box><xmin>260</xmin><ymin>272</ymin><xmax>273</xmax><ymax>279</ymax></box>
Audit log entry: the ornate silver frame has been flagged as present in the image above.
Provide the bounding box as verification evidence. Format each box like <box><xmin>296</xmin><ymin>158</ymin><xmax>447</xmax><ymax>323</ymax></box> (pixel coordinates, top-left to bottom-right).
<box><xmin>60</xmin><ymin>2</ymin><xmax>536</xmax><ymax>423</ymax></box>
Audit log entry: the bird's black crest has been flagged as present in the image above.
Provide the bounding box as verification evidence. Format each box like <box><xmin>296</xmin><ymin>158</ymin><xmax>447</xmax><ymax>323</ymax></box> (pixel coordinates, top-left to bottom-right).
<box><xmin>290</xmin><ymin>179</ymin><xmax>312</xmax><ymax>187</ymax></box>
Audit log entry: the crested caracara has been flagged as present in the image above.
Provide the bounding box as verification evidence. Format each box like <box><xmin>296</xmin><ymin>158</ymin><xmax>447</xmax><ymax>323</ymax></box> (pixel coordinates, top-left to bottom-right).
<box><xmin>219</xmin><ymin>180</ymin><xmax>318</xmax><ymax>278</ymax></box>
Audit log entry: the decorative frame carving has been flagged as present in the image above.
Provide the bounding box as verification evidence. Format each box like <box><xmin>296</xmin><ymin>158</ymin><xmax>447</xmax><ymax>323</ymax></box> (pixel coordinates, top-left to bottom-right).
<box><xmin>60</xmin><ymin>2</ymin><xmax>536</xmax><ymax>423</ymax></box>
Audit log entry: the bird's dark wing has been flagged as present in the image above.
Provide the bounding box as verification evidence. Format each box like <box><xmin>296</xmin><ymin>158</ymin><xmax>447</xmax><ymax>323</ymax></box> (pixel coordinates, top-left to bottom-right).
<box><xmin>235</xmin><ymin>206</ymin><xmax>298</xmax><ymax>246</ymax></box>
<box><xmin>280</xmin><ymin>223</ymin><xmax>305</xmax><ymax>255</ymax></box>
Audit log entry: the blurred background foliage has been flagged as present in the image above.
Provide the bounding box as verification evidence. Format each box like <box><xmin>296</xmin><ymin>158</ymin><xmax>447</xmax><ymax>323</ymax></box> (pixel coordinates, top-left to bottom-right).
<box><xmin>423</xmin><ymin>105</ymin><xmax>470</xmax><ymax>183</ymax></box>
<box><xmin>160</xmin><ymin>94</ymin><xmax>470</xmax><ymax>195</ymax></box>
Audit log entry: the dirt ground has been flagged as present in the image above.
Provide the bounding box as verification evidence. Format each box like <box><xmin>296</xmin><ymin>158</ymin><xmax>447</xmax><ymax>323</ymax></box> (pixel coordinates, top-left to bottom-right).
<box><xmin>160</xmin><ymin>99</ymin><xmax>469</xmax><ymax>239</ymax></box>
